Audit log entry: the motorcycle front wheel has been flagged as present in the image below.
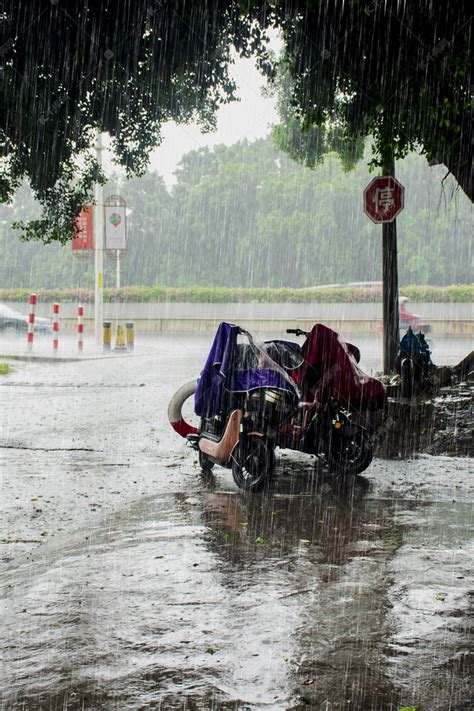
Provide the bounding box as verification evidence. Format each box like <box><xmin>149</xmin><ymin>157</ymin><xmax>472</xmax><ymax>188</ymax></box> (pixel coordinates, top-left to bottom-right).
<box><xmin>231</xmin><ymin>435</ymin><xmax>275</xmax><ymax>492</ymax></box>
<box><xmin>198</xmin><ymin>449</ymin><xmax>215</xmax><ymax>472</ymax></box>
<box><xmin>400</xmin><ymin>357</ymin><xmax>415</xmax><ymax>398</ymax></box>
<box><xmin>326</xmin><ymin>427</ymin><xmax>373</xmax><ymax>476</ymax></box>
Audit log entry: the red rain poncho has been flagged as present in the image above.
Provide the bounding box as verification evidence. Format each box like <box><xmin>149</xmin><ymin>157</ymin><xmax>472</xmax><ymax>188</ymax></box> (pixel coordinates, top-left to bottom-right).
<box><xmin>296</xmin><ymin>324</ymin><xmax>387</xmax><ymax>411</ymax></box>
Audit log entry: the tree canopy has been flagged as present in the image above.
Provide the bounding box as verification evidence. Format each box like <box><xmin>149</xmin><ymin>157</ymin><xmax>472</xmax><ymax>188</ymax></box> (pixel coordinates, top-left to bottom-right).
<box><xmin>1</xmin><ymin>138</ymin><xmax>472</xmax><ymax>289</ymax></box>
<box><xmin>0</xmin><ymin>1</ymin><xmax>471</xmax><ymax>243</ymax></box>
<box><xmin>0</xmin><ymin>0</ymin><xmax>273</xmax><ymax>241</ymax></box>
<box><xmin>273</xmin><ymin>0</ymin><xmax>472</xmax><ymax>194</ymax></box>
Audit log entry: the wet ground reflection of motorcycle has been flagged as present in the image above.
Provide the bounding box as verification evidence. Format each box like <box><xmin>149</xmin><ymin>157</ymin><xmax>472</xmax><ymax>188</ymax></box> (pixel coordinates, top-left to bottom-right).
<box><xmin>198</xmin><ymin>467</ymin><xmax>403</xmax><ymax>708</ymax></box>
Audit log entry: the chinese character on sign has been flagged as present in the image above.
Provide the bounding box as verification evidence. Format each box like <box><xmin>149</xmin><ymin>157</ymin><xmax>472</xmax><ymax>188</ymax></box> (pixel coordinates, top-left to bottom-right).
<box><xmin>363</xmin><ymin>176</ymin><xmax>404</xmax><ymax>223</ymax></box>
<box><xmin>373</xmin><ymin>186</ymin><xmax>395</xmax><ymax>213</ymax></box>
<box><xmin>72</xmin><ymin>207</ymin><xmax>93</xmax><ymax>250</ymax></box>
<box><xmin>75</xmin><ymin>216</ymin><xmax>88</xmax><ymax>244</ymax></box>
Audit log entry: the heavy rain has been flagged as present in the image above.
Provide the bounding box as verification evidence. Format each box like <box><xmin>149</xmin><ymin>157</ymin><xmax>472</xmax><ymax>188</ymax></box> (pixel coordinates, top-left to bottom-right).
<box><xmin>0</xmin><ymin>2</ymin><xmax>472</xmax><ymax>710</ymax></box>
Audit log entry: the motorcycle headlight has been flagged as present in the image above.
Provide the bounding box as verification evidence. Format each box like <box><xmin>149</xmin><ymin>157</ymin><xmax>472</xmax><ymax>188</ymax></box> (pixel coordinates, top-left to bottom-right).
<box><xmin>264</xmin><ymin>389</ymin><xmax>284</xmax><ymax>404</ymax></box>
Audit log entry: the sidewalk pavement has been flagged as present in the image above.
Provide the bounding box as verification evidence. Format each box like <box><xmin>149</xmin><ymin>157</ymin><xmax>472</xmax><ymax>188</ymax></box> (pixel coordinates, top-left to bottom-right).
<box><xmin>0</xmin><ymin>334</ymin><xmax>155</xmax><ymax>362</ymax></box>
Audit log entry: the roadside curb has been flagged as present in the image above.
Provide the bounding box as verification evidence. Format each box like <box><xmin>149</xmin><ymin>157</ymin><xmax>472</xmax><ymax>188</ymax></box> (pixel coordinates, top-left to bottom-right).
<box><xmin>0</xmin><ymin>352</ymin><xmax>152</xmax><ymax>363</ymax></box>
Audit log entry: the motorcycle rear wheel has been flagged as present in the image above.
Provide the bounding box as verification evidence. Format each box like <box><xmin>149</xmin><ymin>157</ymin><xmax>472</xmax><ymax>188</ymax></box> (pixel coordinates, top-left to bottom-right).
<box><xmin>326</xmin><ymin>428</ymin><xmax>373</xmax><ymax>476</ymax></box>
<box><xmin>231</xmin><ymin>435</ymin><xmax>275</xmax><ymax>492</ymax></box>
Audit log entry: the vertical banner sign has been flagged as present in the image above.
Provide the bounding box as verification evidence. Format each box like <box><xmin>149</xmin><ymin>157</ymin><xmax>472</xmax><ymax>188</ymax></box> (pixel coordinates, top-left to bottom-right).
<box><xmin>72</xmin><ymin>207</ymin><xmax>94</xmax><ymax>250</ymax></box>
<box><xmin>104</xmin><ymin>196</ymin><xmax>127</xmax><ymax>251</ymax></box>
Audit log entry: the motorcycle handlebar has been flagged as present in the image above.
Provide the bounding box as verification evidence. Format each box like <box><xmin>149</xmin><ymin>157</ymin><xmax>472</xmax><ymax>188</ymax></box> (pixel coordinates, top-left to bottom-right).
<box><xmin>286</xmin><ymin>328</ymin><xmax>309</xmax><ymax>337</ymax></box>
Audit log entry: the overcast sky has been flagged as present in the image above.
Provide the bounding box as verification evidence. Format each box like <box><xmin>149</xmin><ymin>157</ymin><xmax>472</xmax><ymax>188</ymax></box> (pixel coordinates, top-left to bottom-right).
<box><xmin>149</xmin><ymin>56</ymin><xmax>279</xmax><ymax>187</ymax></box>
<box><xmin>103</xmin><ymin>46</ymin><xmax>280</xmax><ymax>188</ymax></box>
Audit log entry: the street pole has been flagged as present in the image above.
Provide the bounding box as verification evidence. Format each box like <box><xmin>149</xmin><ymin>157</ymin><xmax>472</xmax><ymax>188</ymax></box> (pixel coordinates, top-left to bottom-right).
<box><xmin>116</xmin><ymin>250</ymin><xmax>120</xmax><ymax>289</ymax></box>
<box><xmin>94</xmin><ymin>131</ymin><xmax>104</xmax><ymax>346</ymax></box>
<box><xmin>382</xmin><ymin>155</ymin><xmax>399</xmax><ymax>374</ymax></box>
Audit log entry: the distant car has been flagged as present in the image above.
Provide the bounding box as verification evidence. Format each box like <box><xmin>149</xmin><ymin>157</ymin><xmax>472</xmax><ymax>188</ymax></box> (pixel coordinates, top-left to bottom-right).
<box><xmin>0</xmin><ymin>303</ymin><xmax>53</xmax><ymax>334</ymax></box>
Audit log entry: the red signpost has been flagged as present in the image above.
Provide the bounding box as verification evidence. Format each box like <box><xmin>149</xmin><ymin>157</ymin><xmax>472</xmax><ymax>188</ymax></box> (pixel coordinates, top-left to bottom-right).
<box><xmin>53</xmin><ymin>302</ymin><xmax>59</xmax><ymax>352</ymax></box>
<box><xmin>77</xmin><ymin>305</ymin><xmax>84</xmax><ymax>351</ymax></box>
<box><xmin>363</xmin><ymin>176</ymin><xmax>404</xmax><ymax>223</ymax></box>
<box><xmin>27</xmin><ymin>293</ymin><xmax>36</xmax><ymax>352</ymax></box>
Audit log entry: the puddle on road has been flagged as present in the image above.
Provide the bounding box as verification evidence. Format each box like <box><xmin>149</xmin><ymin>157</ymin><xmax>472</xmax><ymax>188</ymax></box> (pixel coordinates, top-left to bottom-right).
<box><xmin>385</xmin><ymin>499</ymin><xmax>473</xmax><ymax>711</ymax></box>
<box><xmin>1</xmin><ymin>472</ymin><xmax>472</xmax><ymax>710</ymax></box>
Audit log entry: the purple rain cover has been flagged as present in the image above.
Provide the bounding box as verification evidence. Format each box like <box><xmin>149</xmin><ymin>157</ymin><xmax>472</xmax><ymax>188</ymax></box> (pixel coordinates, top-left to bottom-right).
<box><xmin>194</xmin><ymin>322</ymin><xmax>240</xmax><ymax>418</ymax></box>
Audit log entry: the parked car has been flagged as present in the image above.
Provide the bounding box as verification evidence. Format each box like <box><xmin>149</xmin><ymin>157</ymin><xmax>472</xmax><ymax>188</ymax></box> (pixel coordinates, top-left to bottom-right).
<box><xmin>0</xmin><ymin>303</ymin><xmax>53</xmax><ymax>334</ymax></box>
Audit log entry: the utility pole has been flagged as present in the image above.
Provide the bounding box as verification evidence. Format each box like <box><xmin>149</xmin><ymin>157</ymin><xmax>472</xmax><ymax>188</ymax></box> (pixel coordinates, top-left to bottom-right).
<box><xmin>116</xmin><ymin>250</ymin><xmax>121</xmax><ymax>289</ymax></box>
<box><xmin>382</xmin><ymin>213</ymin><xmax>400</xmax><ymax>373</ymax></box>
<box><xmin>94</xmin><ymin>131</ymin><xmax>104</xmax><ymax>346</ymax></box>
<box><xmin>382</xmin><ymin>151</ymin><xmax>400</xmax><ymax>374</ymax></box>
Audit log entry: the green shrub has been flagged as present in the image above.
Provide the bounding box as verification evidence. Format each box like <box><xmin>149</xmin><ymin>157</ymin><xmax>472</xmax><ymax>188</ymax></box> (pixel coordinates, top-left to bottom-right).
<box><xmin>0</xmin><ymin>284</ymin><xmax>471</xmax><ymax>303</ymax></box>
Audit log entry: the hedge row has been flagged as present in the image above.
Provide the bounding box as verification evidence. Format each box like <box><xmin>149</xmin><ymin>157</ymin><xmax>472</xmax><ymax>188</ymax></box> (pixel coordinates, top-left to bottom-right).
<box><xmin>0</xmin><ymin>284</ymin><xmax>472</xmax><ymax>304</ymax></box>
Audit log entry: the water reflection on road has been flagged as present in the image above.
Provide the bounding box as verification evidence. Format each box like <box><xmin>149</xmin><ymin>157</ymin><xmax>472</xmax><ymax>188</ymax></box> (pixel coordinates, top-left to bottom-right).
<box><xmin>2</xmin><ymin>461</ymin><xmax>471</xmax><ymax>710</ymax></box>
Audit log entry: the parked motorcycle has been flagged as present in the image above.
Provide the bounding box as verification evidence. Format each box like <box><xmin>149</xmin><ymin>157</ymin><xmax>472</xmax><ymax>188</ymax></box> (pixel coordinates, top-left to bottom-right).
<box><xmin>169</xmin><ymin>322</ymin><xmax>299</xmax><ymax>491</ymax></box>
<box><xmin>277</xmin><ymin>326</ymin><xmax>387</xmax><ymax>475</ymax></box>
<box><xmin>169</xmin><ymin>322</ymin><xmax>387</xmax><ymax>491</ymax></box>
<box><xmin>396</xmin><ymin>326</ymin><xmax>434</xmax><ymax>398</ymax></box>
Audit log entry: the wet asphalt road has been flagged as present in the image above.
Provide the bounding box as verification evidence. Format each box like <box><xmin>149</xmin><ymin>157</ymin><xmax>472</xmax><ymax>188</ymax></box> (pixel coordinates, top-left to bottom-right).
<box><xmin>0</xmin><ymin>333</ymin><xmax>472</xmax><ymax>710</ymax></box>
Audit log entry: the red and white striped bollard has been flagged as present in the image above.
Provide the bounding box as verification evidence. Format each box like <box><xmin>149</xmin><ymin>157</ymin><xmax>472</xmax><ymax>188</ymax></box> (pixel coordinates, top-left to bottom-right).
<box><xmin>53</xmin><ymin>303</ymin><xmax>59</xmax><ymax>351</ymax></box>
<box><xmin>77</xmin><ymin>305</ymin><xmax>84</xmax><ymax>351</ymax></box>
<box><xmin>27</xmin><ymin>293</ymin><xmax>36</xmax><ymax>351</ymax></box>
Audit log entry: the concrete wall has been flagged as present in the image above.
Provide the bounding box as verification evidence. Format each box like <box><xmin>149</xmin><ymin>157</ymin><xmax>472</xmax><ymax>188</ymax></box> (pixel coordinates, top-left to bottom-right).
<box><xmin>12</xmin><ymin>302</ymin><xmax>473</xmax><ymax>336</ymax></box>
